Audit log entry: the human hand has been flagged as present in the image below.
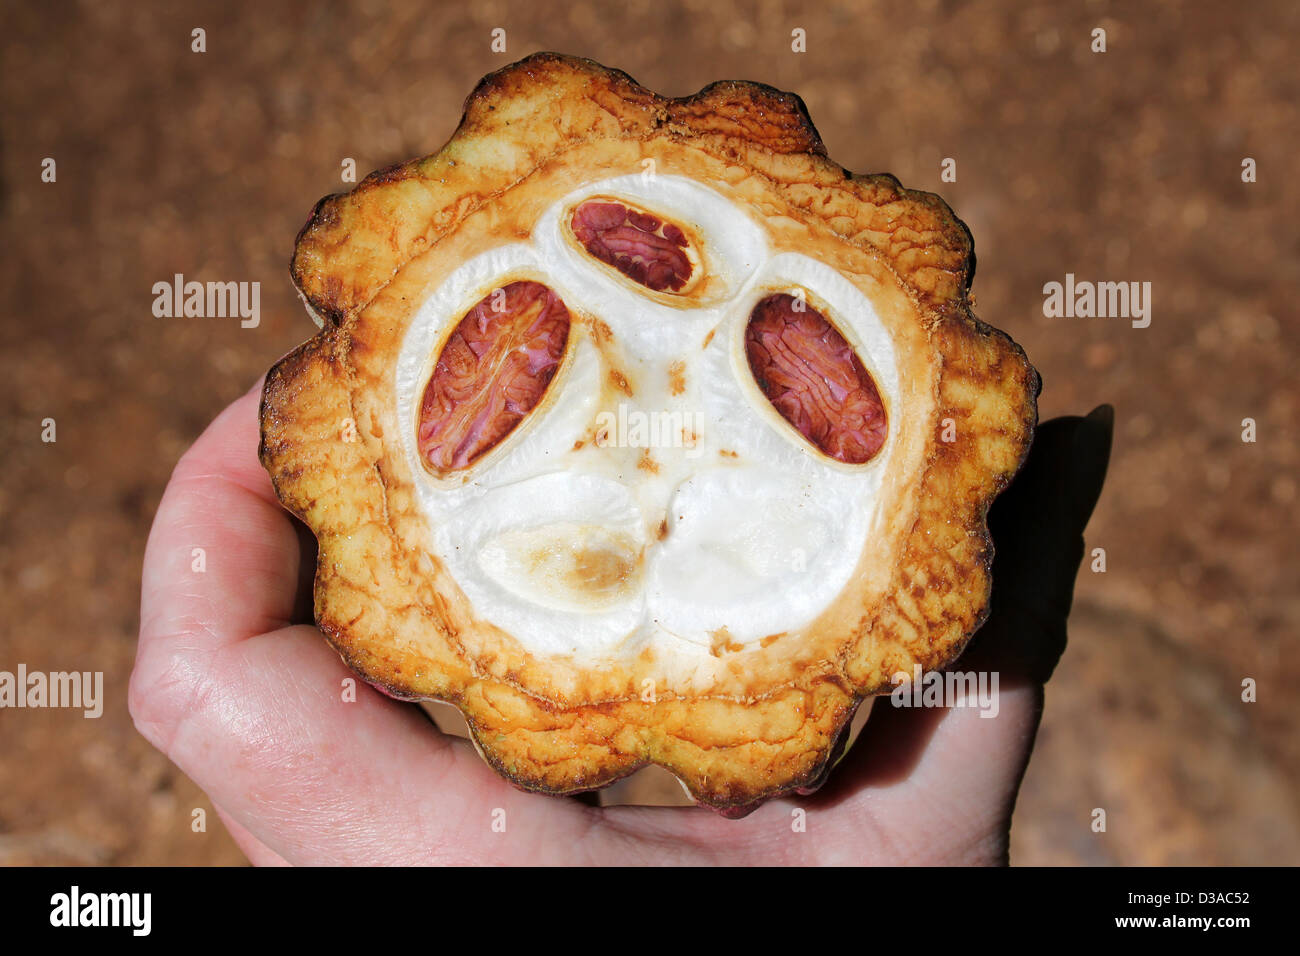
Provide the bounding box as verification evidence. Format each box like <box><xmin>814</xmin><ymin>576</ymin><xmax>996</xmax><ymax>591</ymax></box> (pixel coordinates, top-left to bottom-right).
<box><xmin>130</xmin><ymin>380</ymin><xmax>1110</xmax><ymax>865</ymax></box>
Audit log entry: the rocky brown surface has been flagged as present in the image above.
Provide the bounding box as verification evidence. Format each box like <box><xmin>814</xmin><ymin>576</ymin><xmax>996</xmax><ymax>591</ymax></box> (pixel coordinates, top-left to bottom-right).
<box><xmin>1</xmin><ymin>0</ymin><xmax>1295</xmax><ymax>864</ymax></box>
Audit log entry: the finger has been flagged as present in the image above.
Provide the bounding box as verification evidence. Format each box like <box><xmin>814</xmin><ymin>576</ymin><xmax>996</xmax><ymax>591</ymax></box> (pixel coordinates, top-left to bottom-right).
<box><xmin>819</xmin><ymin>683</ymin><xmax>1043</xmax><ymax>864</ymax></box>
<box><xmin>133</xmin><ymin>378</ymin><xmax>316</xmax><ymax>759</ymax></box>
<box><xmin>138</xmin><ymin>378</ymin><xmax>308</xmax><ymax>656</ymax></box>
<box><xmin>213</xmin><ymin>804</ymin><xmax>291</xmax><ymax>866</ymax></box>
<box><xmin>138</xmin><ymin>621</ymin><xmax>615</xmax><ymax>865</ymax></box>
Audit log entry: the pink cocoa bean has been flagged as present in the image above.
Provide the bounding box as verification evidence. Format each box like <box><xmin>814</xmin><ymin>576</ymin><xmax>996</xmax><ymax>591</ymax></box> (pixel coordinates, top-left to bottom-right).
<box><xmin>744</xmin><ymin>293</ymin><xmax>887</xmax><ymax>464</ymax></box>
<box><xmin>417</xmin><ymin>281</ymin><xmax>570</xmax><ymax>472</ymax></box>
<box><xmin>571</xmin><ymin>200</ymin><xmax>693</xmax><ymax>292</ymax></box>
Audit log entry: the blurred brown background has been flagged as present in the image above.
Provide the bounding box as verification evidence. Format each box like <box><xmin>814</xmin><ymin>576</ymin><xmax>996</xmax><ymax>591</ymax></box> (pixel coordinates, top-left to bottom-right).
<box><xmin>1</xmin><ymin>0</ymin><xmax>1296</xmax><ymax>865</ymax></box>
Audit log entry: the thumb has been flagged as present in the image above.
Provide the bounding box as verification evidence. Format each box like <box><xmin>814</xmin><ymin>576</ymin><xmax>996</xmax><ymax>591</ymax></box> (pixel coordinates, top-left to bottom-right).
<box><xmin>809</xmin><ymin>407</ymin><xmax>1114</xmax><ymax>861</ymax></box>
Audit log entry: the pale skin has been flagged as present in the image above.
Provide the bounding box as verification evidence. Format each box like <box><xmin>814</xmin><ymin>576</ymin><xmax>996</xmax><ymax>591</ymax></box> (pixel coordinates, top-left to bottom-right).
<box><xmin>131</xmin><ymin>380</ymin><xmax>1111</xmax><ymax>865</ymax></box>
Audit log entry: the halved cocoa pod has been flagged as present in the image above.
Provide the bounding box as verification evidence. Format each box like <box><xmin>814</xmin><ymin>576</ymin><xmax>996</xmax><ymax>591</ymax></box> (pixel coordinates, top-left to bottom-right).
<box><xmin>260</xmin><ymin>53</ymin><xmax>1039</xmax><ymax>816</ymax></box>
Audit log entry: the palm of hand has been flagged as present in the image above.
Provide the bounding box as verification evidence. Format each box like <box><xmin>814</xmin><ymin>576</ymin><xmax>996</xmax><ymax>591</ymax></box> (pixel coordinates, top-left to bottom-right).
<box><xmin>131</xmin><ymin>383</ymin><xmax>1110</xmax><ymax>865</ymax></box>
